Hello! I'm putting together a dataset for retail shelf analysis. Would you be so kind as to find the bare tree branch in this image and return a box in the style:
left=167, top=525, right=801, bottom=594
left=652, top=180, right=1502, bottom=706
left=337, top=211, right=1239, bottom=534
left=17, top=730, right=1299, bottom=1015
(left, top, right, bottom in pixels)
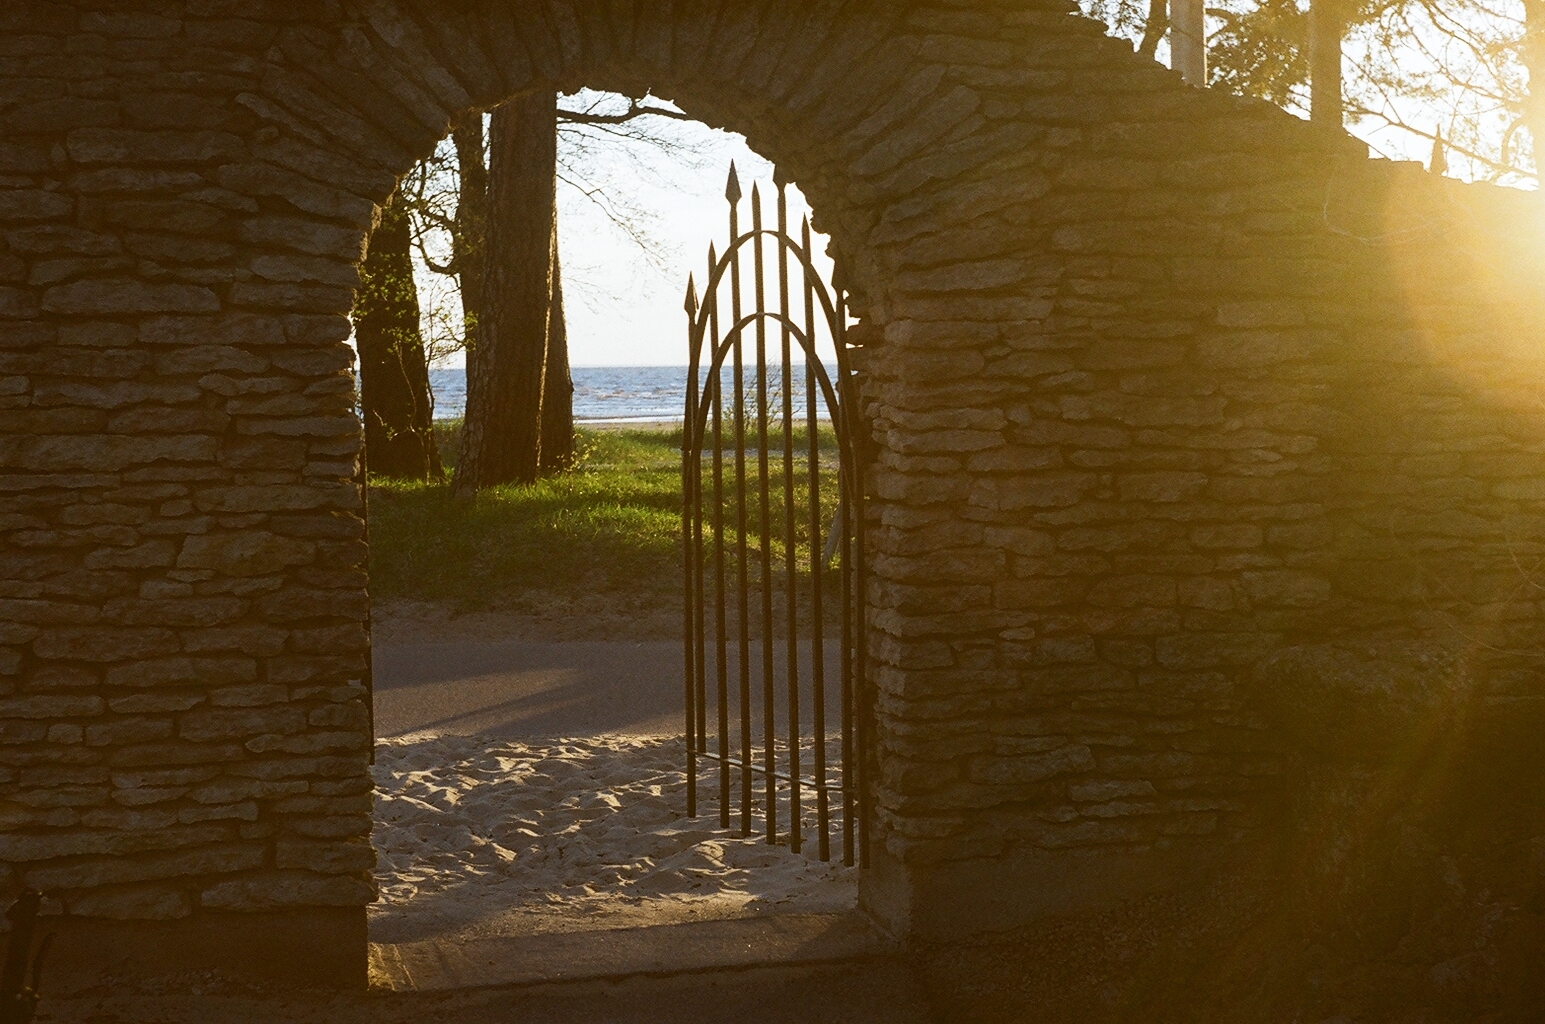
left=557, top=96, right=695, bottom=126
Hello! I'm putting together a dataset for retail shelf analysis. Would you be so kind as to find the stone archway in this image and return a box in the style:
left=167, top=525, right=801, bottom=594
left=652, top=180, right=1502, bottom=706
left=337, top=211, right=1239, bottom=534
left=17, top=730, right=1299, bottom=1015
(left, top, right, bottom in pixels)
left=3, top=1, right=1545, bottom=1016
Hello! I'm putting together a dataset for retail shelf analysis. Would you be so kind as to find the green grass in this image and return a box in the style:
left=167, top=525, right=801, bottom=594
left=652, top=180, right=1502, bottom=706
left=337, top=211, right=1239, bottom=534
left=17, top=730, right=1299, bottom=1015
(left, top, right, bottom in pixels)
left=369, top=426, right=685, bottom=611
left=368, top=422, right=845, bottom=616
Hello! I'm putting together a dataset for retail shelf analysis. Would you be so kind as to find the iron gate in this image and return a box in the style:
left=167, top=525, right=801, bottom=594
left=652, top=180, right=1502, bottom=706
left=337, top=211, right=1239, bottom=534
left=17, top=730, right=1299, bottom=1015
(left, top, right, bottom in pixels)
left=681, top=166, right=868, bottom=867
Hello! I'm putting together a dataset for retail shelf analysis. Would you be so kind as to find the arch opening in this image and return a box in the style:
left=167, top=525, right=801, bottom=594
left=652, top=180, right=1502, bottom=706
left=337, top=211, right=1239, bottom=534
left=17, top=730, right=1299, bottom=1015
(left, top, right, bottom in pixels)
left=362, top=98, right=872, bottom=952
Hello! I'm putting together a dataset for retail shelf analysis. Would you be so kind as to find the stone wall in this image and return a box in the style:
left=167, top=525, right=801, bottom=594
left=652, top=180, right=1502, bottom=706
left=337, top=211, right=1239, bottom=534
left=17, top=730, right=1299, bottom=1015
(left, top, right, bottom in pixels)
left=862, top=119, right=1545, bottom=910
left=867, top=152, right=1545, bottom=1018
left=0, top=0, right=1542, bottom=1012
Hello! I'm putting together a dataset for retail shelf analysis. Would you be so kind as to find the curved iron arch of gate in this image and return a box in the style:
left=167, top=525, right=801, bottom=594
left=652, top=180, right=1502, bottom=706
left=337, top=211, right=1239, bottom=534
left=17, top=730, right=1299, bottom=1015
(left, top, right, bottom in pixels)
left=680, top=165, right=868, bottom=869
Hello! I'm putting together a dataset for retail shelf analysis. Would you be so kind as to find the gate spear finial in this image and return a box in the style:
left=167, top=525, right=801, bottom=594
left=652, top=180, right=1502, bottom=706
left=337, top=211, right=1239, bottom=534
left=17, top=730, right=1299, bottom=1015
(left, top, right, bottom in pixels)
left=725, top=162, right=742, bottom=205
left=685, top=274, right=699, bottom=318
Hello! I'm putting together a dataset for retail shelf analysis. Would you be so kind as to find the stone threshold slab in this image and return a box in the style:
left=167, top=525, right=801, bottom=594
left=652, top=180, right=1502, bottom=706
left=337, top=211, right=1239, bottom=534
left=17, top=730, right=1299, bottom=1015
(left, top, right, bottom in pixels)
left=369, top=911, right=892, bottom=993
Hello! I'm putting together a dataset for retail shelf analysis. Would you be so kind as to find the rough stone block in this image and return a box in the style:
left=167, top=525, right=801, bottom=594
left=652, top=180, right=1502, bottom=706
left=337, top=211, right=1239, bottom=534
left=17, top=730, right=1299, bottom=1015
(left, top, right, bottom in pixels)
left=24, top=844, right=265, bottom=892
left=41, top=279, right=220, bottom=315
left=179, top=705, right=308, bottom=743
left=201, top=871, right=375, bottom=910
left=104, top=657, right=256, bottom=687
left=33, top=629, right=179, bottom=663
left=65, top=128, right=245, bottom=165
left=64, top=885, right=193, bottom=921
left=177, top=532, right=316, bottom=576
left=275, top=839, right=375, bottom=874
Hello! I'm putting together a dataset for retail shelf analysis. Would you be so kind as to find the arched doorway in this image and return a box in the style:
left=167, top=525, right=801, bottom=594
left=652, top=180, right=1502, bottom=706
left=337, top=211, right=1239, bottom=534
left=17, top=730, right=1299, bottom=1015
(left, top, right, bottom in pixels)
left=15, top=6, right=1540, bottom=1018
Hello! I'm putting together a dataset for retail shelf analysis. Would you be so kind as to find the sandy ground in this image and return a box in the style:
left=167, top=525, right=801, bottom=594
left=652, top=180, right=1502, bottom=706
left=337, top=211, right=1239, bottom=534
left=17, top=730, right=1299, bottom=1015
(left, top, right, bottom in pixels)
left=371, top=600, right=858, bottom=943
left=371, top=732, right=857, bottom=944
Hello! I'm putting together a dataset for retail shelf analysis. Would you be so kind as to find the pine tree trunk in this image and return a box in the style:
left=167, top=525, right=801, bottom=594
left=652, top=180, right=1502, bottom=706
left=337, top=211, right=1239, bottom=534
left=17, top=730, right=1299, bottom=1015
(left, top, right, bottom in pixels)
left=540, top=221, right=574, bottom=472
left=456, top=92, right=556, bottom=491
left=355, top=189, right=441, bottom=481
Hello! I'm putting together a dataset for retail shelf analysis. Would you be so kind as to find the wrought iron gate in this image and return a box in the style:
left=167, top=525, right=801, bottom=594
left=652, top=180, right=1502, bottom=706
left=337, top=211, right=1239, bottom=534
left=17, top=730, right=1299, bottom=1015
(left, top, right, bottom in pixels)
left=681, top=166, right=867, bottom=867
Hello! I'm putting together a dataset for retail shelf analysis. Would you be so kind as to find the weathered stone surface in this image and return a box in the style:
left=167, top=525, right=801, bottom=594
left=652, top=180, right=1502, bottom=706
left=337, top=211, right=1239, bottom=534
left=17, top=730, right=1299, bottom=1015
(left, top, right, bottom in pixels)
left=40, top=280, right=220, bottom=315
left=64, top=885, right=193, bottom=921
left=176, top=533, right=316, bottom=576
left=178, top=706, right=308, bottom=743
left=274, top=839, right=375, bottom=873
left=1252, top=642, right=1466, bottom=761
left=23, top=843, right=266, bottom=890
left=200, top=870, right=376, bottom=909
left=104, top=658, right=257, bottom=687
left=33, top=629, right=180, bottom=663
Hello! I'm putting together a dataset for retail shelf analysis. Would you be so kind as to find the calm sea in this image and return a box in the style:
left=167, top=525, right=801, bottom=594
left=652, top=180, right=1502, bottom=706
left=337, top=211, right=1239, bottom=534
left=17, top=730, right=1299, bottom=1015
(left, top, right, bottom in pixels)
left=430, top=366, right=834, bottom=423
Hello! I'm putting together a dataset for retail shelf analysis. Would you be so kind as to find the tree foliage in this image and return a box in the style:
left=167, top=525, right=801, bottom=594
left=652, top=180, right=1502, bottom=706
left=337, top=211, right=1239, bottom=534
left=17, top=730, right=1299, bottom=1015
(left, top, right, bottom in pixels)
left=1208, top=0, right=1312, bottom=105
left=1078, top=0, right=1535, bottom=183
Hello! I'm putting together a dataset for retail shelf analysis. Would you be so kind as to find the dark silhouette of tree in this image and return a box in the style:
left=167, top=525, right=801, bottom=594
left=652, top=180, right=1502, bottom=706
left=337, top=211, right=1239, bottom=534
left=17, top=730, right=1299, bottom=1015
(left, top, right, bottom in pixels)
left=354, top=189, right=442, bottom=481
left=1139, top=0, right=1170, bottom=57
left=455, top=91, right=559, bottom=492
left=540, top=237, right=575, bottom=472
left=450, top=112, right=488, bottom=407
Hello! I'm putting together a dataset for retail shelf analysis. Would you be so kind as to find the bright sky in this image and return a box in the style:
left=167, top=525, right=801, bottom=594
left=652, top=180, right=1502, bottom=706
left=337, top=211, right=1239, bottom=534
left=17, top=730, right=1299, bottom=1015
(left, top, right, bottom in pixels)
left=420, top=91, right=834, bottom=369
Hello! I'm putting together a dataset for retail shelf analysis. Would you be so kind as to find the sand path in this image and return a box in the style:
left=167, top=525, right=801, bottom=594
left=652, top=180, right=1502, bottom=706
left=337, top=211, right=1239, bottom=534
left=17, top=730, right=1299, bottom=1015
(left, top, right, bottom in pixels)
left=369, top=603, right=859, bottom=948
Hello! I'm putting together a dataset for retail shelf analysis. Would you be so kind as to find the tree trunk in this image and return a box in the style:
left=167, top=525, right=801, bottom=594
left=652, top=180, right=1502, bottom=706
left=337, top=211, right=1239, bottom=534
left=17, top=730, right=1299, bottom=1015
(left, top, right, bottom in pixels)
left=1138, top=0, right=1168, bottom=59
left=1170, top=0, right=1206, bottom=87
left=455, top=92, right=557, bottom=492
left=1308, top=0, right=1345, bottom=128
left=355, top=189, right=441, bottom=481
left=1524, top=1, right=1545, bottom=153
left=540, top=221, right=574, bottom=472
left=451, top=112, right=487, bottom=411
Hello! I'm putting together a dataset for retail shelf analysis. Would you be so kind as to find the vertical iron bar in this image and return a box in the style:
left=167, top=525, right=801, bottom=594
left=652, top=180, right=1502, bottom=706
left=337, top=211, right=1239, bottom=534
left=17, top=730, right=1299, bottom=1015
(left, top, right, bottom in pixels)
left=694, top=363, right=708, bottom=756
left=846, top=472, right=859, bottom=864
left=357, top=436, right=375, bottom=766
left=710, top=244, right=730, bottom=830
left=840, top=472, right=855, bottom=868
left=729, top=167, right=752, bottom=837
left=837, top=276, right=856, bottom=866
left=753, top=184, right=776, bottom=846
left=804, top=218, right=830, bottom=863
left=682, top=276, right=699, bottom=819
left=840, top=288, right=870, bottom=869
left=777, top=179, right=801, bottom=855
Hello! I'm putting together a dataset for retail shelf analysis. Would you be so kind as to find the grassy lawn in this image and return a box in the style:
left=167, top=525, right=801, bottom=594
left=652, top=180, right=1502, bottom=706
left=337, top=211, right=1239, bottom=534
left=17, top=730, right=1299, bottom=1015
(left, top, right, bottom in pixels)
left=367, top=422, right=847, bottom=624
left=368, top=425, right=685, bottom=612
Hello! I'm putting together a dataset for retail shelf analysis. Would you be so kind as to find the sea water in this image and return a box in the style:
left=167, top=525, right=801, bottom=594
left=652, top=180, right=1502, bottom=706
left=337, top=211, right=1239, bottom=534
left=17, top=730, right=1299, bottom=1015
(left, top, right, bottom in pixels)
left=430, top=366, right=835, bottom=424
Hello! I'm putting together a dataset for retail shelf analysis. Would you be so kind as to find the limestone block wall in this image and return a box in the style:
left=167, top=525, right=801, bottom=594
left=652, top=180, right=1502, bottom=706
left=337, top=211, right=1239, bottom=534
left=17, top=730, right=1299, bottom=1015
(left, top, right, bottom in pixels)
left=862, top=139, right=1545, bottom=937
left=0, top=0, right=1540, bottom=1004
left=0, top=4, right=381, bottom=939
